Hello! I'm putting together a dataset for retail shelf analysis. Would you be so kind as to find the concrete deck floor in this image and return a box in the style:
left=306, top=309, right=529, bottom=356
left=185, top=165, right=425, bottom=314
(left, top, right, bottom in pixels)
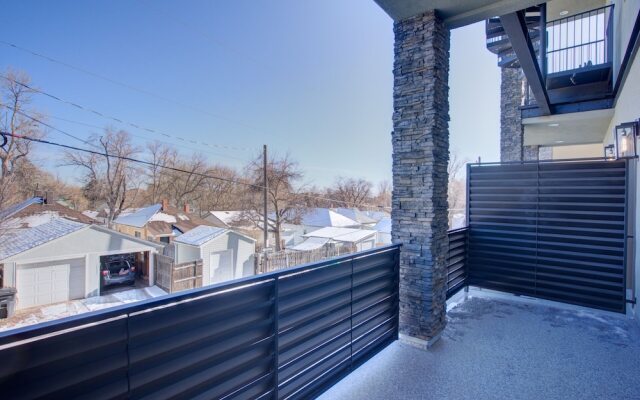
left=319, top=292, right=640, bottom=400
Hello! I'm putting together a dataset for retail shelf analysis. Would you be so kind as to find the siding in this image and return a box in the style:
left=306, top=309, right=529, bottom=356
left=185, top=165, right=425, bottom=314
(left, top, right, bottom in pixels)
left=199, top=232, right=256, bottom=285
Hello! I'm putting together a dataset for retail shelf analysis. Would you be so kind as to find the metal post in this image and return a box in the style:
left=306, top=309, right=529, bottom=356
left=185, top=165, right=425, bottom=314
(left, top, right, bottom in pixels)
left=263, top=144, right=269, bottom=250
left=272, top=277, right=280, bottom=398
left=540, top=3, right=547, bottom=78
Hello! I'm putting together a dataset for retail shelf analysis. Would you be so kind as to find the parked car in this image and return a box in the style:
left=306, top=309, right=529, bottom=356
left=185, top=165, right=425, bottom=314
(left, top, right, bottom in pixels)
left=101, top=259, right=136, bottom=287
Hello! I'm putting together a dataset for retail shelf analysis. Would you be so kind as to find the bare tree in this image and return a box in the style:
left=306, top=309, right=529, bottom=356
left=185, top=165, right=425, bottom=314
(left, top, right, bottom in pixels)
left=165, top=153, right=209, bottom=208
left=327, top=177, right=373, bottom=208
left=448, top=152, right=469, bottom=228
left=195, top=165, right=244, bottom=216
left=64, top=129, right=139, bottom=227
left=0, top=69, right=46, bottom=209
left=247, top=153, right=304, bottom=251
left=374, top=180, right=392, bottom=208
left=144, top=141, right=176, bottom=204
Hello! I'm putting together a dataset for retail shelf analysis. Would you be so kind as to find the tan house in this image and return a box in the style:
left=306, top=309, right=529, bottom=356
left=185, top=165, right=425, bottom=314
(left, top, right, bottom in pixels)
left=113, top=200, right=217, bottom=243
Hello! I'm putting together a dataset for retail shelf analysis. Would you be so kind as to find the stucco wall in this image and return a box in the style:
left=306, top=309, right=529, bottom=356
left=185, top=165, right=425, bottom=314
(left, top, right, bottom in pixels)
left=602, top=48, right=640, bottom=321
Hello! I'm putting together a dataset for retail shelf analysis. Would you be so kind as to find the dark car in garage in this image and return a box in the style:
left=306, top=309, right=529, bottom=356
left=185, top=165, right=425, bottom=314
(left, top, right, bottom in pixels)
left=101, top=258, right=136, bottom=287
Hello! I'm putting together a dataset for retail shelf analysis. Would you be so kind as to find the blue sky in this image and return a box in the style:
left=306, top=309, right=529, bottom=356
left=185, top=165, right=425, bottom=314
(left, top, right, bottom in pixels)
left=0, top=0, right=499, bottom=188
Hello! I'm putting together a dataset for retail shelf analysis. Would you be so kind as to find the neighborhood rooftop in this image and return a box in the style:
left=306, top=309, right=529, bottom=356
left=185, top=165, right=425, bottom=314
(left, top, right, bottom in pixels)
left=300, top=208, right=360, bottom=228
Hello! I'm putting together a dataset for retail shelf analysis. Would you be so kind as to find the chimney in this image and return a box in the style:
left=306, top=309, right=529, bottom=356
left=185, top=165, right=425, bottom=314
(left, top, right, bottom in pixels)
left=161, top=199, right=169, bottom=210
left=183, top=203, right=190, bottom=213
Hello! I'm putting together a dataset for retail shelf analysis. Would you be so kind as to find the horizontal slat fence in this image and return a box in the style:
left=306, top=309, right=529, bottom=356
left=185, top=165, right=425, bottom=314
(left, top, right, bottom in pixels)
left=467, top=160, right=627, bottom=312
left=446, top=227, right=468, bottom=299
left=0, top=245, right=400, bottom=400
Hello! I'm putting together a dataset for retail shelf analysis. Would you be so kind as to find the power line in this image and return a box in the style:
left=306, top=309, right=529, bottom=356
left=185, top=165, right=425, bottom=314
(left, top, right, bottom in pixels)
left=0, top=104, right=99, bottom=149
left=0, top=40, right=269, bottom=136
left=0, top=74, right=252, bottom=153
left=46, top=114, right=249, bottom=163
left=0, top=131, right=390, bottom=210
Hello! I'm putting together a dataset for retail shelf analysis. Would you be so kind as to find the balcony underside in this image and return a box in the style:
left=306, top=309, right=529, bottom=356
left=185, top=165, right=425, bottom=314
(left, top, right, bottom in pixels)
left=320, top=290, right=640, bottom=400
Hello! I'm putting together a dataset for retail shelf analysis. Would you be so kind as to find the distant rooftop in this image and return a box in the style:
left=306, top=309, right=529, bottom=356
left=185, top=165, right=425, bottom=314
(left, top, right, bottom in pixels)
left=334, top=208, right=378, bottom=225
left=0, top=197, right=94, bottom=229
left=304, top=227, right=376, bottom=243
left=300, top=208, right=360, bottom=228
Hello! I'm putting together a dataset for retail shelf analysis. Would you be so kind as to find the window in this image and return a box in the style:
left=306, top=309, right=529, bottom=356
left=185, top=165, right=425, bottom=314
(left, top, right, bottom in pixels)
left=134, top=231, right=141, bottom=238
left=160, top=236, right=170, bottom=244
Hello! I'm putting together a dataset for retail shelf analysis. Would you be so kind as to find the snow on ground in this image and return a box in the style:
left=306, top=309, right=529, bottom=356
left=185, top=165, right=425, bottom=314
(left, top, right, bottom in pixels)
left=0, top=286, right=168, bottom=332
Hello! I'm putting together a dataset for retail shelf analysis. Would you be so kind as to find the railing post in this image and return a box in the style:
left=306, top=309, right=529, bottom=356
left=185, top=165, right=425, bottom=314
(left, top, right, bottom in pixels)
left=540, top=3, right=547, bottom=78
left=272, top=277, right=280, bottom=399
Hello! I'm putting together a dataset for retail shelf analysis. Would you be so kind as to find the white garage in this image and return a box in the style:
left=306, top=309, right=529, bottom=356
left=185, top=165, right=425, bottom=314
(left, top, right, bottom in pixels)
left=0, top=219, right=163, bottom=310
left=174, top=226, right=256, bottom=286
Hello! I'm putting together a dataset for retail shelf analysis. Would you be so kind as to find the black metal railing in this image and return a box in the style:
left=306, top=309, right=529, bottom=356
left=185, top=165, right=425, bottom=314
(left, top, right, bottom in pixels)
left=446, top=227, right=468, bottom=299
left=546, top=5, right=614, bottom=74
left=0, top=245, right=400, bottom=400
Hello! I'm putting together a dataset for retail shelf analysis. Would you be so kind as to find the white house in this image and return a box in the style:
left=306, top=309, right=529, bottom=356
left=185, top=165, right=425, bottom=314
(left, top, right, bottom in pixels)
left=293, top=227, right=377, bottom=252
left=373, top=217, right=392, bottom=245
left=173, top=226, right=256, bottom=285
left=333, top=208, right=378, bottom=227
left=282, top=208, right=361, bottom=247
left=0, top=219, right=163, bottom=310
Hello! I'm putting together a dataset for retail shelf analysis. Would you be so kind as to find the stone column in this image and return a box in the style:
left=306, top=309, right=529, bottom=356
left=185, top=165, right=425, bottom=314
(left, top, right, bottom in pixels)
left=500, top=67, right=539, bottom=161
left=392, top=10, right=450, bottom=347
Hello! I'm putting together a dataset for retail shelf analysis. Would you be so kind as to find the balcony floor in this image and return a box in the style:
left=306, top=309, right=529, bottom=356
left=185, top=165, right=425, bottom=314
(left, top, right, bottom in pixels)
left=319, top=290, right=640, bottom=400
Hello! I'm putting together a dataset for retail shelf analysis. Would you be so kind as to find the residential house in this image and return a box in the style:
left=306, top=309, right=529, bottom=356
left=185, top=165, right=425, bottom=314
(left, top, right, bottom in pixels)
left=292, top=226, right=377, bottom=252
left=282, top=207, right=362, bottom=247
left=113, top=200, right=215, bottom=243
left=373, top=217, right=392, bottom=245
left=206, top=210, right=277, bottom=247
left=0, top=196, right=95, bottom=228
left=173, top=226, right=256, bottom=285
left=333, top=207, right=378, bottom=227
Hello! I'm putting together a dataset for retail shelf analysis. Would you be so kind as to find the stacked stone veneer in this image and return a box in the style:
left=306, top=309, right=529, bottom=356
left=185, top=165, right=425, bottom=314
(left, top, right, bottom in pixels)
left=501, top=67, right=540, bottom=161
left=392, top=10, right=450, bottom=343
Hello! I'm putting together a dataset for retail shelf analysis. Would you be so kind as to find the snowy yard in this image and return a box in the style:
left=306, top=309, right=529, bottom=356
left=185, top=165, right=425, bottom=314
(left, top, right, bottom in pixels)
left=0, top=286, right=167, bottom=332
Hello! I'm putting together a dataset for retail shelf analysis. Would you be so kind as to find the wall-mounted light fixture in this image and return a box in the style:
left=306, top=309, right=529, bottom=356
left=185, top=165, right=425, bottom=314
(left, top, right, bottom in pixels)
left=614, top=121, right=638, bottom=158
left=604, top=144, right=615, bottom=159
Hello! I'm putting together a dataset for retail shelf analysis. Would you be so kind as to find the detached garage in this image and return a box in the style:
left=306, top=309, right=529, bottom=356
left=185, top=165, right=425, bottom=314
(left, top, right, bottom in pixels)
left=0, top=219, right=163, bottom=310
left=173, top=226, right=256, bottom=286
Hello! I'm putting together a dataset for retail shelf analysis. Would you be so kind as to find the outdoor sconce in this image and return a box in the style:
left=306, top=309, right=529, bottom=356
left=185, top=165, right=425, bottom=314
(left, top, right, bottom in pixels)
left=614, top=121, right=638, bottom=158
left=604, top=144, right=615, bottom=159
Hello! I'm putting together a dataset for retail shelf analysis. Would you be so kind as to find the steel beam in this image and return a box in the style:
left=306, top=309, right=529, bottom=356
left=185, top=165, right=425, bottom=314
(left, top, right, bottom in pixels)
left=501, top=11, right=551, bottom=115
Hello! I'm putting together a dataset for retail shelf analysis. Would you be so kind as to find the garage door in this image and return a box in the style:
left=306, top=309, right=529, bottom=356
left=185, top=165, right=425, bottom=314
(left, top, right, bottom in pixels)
left=210, top=249, right=234, bottom=283
left=17, top=264, right=70, bottom=309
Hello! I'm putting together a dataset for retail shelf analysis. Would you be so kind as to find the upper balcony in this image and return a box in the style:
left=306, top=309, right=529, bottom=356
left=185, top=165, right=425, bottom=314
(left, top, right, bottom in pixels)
left=486, top=3, right=617, bottom=116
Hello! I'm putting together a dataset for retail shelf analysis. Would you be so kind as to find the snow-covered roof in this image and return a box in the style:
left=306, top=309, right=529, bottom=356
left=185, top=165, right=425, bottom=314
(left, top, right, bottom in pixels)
left=174, top=226, right=228, bottom=246
left=210, top=210, right=272, bottom=228
left=303, top=227, right=377, bottom=243
left=373, top=217, right=391, bottom=234
left=363, top=210, right=390, bottom=222
left=0, top=219, right=87, bottom=260
left=334, top=208, right=377, bottom=225
left=300, top=208, right=359, bottom=228
left=0, top=197, right=42, bottom=221
left=114, top=204, right=162, bottom=228
left=290, top=236, right=330, bottom=251
left=82, top=210, right=99, bottom=220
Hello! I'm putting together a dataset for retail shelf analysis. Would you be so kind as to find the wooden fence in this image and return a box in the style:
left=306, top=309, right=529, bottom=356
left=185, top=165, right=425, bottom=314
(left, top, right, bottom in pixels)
left=256, top=244, right=356, bottom=274
left=155, top=254, right=203, bottom=293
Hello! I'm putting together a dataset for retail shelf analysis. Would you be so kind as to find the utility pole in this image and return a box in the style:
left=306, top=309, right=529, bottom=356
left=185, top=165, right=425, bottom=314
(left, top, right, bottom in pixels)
left=263, top=144, right=269, bottom=250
